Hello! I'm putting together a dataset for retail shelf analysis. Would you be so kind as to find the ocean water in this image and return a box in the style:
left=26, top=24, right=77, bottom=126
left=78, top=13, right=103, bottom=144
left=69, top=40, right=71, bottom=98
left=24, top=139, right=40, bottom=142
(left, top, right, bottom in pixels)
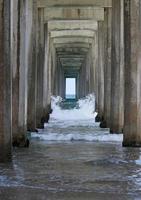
left=32, top=94, right=123, bottom=142
left=0, top=94, right=141, bottom=200
left=66, top=94, right=76, bottom=99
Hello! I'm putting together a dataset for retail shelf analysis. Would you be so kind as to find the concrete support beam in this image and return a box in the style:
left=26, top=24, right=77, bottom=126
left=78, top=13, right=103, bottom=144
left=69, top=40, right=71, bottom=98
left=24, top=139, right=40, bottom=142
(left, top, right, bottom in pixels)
left=36, top=8, right=44, bottom=128
left=92, top=34, right=98, bottom=109
left=48, top=20, right=98, bottom=31
left=37, top=0, right=112, bottom=8
left=79, top=59, right=87, bottom=97
left=110, top=0, right=124, bottom=133
left=11, top=0, right=31, bottom=145
left=104, top=8, right=112, bottom=127
left=50, top=42, right=57, bottom=95
left=97, top=21, right=105, bottom=118
left=27, top=0, right=38, bottom=131
left=18, top=0, right=28, bottom=137
left=0, top=0, right=12, bottom=161
left=43, top=25, right=52, bottom=119
left=123, top=0, right=141, bottom=146
left=89, top=47, right=95, bottom=94
left=50, top=30, right=95, bottom=38
left=11, top=0, right=20, bottom=139
left=44, top=7, right=104, bottom=21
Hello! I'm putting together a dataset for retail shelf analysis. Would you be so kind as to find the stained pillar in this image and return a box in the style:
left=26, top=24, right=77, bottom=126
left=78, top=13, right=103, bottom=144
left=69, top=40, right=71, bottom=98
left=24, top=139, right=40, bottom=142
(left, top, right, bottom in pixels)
left=27, top=0, right=37, bottom=131
left=11, top=0, right=19, bottom=139
left=123, top=0, right=141, bottom=146
left=97, top=21, right=105, bottom=118
left=104, top=8, right=112, bottom=127
left=36, top=8, right=44, bottom=128
left=18, top=0, right=31, bottom=137
left=110, top=0, right=124, bottom=133
left=43, top=24, right=52, bottom=118
left=0, top=0, right=12, bottom=161
left=11, top=0, right=33, bottom=146
left=93, top=33, right=99, bottom=112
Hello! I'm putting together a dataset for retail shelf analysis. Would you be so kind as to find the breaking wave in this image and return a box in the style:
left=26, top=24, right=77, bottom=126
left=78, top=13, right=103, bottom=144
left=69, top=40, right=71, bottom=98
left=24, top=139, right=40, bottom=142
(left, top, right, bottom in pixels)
left=50, top=94, right=97, bottom=121
left=31, top=94, right=123, bottom=143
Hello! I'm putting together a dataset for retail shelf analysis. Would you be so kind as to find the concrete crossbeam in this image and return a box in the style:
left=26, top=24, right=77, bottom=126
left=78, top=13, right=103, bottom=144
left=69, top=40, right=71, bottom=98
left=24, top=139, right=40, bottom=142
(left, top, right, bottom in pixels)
left=48, top=20, right=98, bottom=31
left=37, top=0, right=112, bottom=8
left=53, top=37, right=93, bottom=44
left=50, top=30, right=95, bottom=38
left=44, top=7, right=104, bottom=21
left=55, top=43, right=90, bottom=48
left=57, top=53, right=87, bottom=57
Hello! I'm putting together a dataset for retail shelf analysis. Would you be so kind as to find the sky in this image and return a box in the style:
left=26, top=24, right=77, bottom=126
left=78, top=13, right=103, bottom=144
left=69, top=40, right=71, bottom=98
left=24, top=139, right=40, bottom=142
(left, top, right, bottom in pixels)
left=65, top=78, right=76, bottom=95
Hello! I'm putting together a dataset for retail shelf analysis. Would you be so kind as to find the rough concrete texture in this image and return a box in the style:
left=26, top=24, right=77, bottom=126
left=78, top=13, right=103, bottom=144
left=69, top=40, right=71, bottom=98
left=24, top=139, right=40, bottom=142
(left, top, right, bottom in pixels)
left=37, top=0, right=112, bottom=7
left=110, top=0, right=124, bottom=134
left=123, top=0, right=141, bottom=147
left=48, top=20, right=98, bottom=31
left=2, top=0, right=141, bottom=162
left=0, top=0, right=12, bottom=161
left=44, top=7, right=104, bottom=21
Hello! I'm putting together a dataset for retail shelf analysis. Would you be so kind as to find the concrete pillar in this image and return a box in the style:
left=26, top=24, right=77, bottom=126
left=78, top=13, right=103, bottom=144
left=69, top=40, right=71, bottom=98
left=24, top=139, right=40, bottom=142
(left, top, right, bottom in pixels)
left=104, top=8, right=112, bottom=127
left=11, top=0, right=30, bottom=146
left=62, top=71, right=65, bottom=99
left=0, top=0, right=12, bottom=161
left=89, top=46, right=95, bottom=94
left=18, top=0, right=28, bottom=136
left=11, top=0, right=19, bottom=138
left=27, top=0, right=37, bottom=131
left=76, top=73, right=80, bottom=99
left=54, top=57, right=60, bottom=96
left=36, top=8, right=44, bottom=128
left=79, top=60, right=87, bottom=97
left=50, top=43, right=56, bottom=96
left=123, top=0, right=141, bottom=146
left=97, top=21, right=105, bottom=118
left=93, top=33, right=99, bottom=111
left=58, top=60, right=62, bottom=97
left=43, top=24, right=52, bottom=118
left=85, top=47, right=92, bottom=95
left=110, top=0, right=124, bottom=133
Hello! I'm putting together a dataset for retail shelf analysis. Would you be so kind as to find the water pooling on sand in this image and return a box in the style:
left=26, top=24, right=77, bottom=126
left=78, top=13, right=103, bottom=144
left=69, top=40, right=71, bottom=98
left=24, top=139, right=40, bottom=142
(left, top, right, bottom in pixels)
left=0, top=94, right=141, bottom=200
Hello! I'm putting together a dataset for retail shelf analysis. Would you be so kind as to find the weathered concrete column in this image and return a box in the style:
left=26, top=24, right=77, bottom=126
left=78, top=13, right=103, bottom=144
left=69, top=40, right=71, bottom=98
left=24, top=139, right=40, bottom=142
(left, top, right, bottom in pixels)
left=50, top=43, right=56, bottom=96
left=53, top=56, right=60, bottom=96
left=11, top=0, right=30, bottom=146
left=36, top=8, right=44, bottom=128
left=85, top=47, right=93, bottom=95
left=110, top=0, right=124, bottom=133
left=104, top=8, right=112, bottom=127
left=79, top=59, right=87, bottom=97
left=89, top=46, right=95, bottom=94
left=43, top=25, right=52, bottom=119
left=93, top=33, right=99, bottom=111
left=76, top=74, right=80, bottom=99
left=58, top=60, right=63, bottom=97
left=11, top=0, right=19, bottom=139
left=0, top=0, right=12, bottom=161
left=97, top=21, right=105, bottom=118
left=123, top=0, right=141, bottom=146
left=27, top=0, right=37, bottom=131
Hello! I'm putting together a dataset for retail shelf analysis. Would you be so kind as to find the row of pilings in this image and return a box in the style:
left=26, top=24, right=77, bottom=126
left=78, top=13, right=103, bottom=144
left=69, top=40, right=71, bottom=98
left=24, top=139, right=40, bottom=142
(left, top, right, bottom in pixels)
left=0, top=0, right=141, bottom=162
